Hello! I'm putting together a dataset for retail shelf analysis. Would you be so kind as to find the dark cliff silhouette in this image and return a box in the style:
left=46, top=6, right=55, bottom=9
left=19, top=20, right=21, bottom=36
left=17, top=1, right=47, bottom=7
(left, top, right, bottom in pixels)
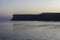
left=11, top=14, right=39, bottom=21
left=11, top=12, right=60, bottom=21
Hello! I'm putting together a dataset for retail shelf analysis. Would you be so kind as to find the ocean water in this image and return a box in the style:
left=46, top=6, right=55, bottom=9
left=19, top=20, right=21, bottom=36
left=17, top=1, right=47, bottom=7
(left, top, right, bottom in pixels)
left=0, top=21, right=60, bottom=40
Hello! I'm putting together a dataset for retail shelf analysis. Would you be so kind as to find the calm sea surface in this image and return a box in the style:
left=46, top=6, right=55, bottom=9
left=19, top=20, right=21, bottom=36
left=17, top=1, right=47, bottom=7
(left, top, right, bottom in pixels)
left=0, top=21, right=60, bottom=40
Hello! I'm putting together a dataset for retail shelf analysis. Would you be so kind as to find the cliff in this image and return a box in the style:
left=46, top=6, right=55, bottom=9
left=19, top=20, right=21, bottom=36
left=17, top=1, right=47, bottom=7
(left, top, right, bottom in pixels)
left=11, top=14, right=39, bottom=21
left=11, top=13, right=60, bottom=21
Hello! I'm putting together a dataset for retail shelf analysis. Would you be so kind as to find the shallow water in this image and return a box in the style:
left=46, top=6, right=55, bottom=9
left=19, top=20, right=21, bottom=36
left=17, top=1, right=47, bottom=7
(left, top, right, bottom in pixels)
left=0, top=21, right=60, bottom=40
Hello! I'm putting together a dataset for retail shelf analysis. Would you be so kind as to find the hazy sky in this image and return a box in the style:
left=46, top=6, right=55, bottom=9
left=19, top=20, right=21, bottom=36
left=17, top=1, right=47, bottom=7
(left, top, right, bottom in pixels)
left=1, top=0, right=60, bottom=16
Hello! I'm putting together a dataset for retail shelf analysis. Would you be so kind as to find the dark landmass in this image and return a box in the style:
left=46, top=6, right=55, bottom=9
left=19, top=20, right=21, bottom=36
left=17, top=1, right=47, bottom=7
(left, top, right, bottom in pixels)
left=11, top=12, right=60, bottom=21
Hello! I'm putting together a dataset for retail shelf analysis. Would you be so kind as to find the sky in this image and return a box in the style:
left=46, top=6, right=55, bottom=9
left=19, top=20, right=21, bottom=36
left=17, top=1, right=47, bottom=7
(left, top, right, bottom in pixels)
left=1, top=0, right=60, bottom=16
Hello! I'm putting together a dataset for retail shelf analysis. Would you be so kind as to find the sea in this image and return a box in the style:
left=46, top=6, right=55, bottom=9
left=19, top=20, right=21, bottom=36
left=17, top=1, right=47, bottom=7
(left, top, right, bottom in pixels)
left=0, top=21, right=60, bottom=40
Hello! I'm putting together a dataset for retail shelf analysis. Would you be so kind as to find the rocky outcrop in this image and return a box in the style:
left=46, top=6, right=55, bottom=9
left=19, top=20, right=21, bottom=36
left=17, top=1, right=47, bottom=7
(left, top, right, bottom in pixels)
left=11, top=13, right=60, bottom=21
left=11, top=14, right=40, bottom=21
left=39, top=13, right=60, bottom=21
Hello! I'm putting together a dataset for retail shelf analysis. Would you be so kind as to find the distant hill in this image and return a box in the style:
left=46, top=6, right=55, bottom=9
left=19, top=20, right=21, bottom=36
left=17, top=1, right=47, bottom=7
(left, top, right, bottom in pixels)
left=11, top=12, right=60, bottom=21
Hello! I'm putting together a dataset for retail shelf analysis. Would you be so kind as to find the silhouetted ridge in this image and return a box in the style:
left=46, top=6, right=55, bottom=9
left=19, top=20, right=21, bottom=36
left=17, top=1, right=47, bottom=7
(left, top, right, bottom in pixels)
left=11, top=13, right=60, bottom=21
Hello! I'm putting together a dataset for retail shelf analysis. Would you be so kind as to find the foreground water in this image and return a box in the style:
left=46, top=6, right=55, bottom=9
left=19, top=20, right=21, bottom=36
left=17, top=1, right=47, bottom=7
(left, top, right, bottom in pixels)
left=0, top=21, right=60, bottom=40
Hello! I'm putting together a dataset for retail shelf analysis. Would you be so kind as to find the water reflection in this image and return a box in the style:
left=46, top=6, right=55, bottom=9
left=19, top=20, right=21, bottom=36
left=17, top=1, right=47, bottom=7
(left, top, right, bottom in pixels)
left=13, top=22, right=60, bottom=31
left=13, top=23, right=40, bottom=30
left=1, top=21, right=60, bottom=40
left=0, top=22, right=14, bottom=40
